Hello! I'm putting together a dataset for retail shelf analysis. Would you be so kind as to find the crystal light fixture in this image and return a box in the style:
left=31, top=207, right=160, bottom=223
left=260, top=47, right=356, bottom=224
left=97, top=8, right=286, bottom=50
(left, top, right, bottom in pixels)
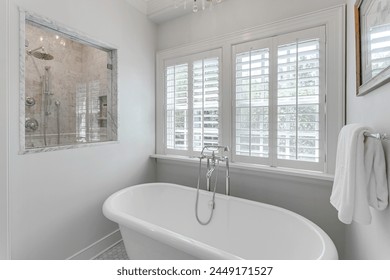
left=174, top=0, right=223, bottom=13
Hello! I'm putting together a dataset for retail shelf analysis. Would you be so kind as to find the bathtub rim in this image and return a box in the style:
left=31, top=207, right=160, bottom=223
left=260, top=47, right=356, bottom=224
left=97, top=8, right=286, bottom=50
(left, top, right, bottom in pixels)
left=103, top=183, right=241, bottom=259
left=103, top=182, right=338, bottom=260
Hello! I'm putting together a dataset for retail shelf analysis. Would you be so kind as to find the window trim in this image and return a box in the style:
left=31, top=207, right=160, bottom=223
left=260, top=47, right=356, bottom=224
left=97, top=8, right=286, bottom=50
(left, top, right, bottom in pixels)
left=156, top=5, right=345, bottom=175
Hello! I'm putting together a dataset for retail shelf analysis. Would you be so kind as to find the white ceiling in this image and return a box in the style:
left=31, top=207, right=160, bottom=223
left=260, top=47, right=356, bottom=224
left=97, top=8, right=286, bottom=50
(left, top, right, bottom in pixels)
left=126, top=0, right=227, bottom=24
left=125, top=0, right=192, bottom=23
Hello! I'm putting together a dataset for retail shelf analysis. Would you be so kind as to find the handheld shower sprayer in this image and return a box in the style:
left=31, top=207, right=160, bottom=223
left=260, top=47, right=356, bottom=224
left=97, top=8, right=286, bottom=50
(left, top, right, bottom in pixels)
left=195, top=145, right=231, bottom=225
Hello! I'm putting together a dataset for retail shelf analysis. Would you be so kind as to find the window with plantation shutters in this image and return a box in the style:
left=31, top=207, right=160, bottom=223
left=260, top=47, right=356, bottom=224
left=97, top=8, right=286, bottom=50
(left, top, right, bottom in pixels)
left=277, top=39, right=321, bottom=163
left=233, top=27, right=325, bottom=171
left=164, top=49, right=221, bottom=156
left=193, top=57, right=220, bottom=151
left=157, top=9, right=344, bottom=175
left=235, top=48, right=270, bottom=159
left=166, top=63, right=189, bottom=151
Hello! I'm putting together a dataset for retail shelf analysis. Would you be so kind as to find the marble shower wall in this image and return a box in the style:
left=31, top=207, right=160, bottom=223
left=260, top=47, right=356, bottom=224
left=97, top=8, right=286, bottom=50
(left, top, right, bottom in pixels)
left=24, top=22, right=112, bottom=148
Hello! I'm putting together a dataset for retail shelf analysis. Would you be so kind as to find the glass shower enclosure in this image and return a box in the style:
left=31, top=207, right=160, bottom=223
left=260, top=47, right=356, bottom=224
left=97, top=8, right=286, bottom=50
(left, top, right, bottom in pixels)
left=21, top=11, right=118, bottom=153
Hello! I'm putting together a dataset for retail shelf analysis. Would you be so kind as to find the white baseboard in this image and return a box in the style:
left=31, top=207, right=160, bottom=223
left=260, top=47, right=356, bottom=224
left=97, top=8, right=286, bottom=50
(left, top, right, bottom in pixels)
left=67, top=229, right=122, bottom=260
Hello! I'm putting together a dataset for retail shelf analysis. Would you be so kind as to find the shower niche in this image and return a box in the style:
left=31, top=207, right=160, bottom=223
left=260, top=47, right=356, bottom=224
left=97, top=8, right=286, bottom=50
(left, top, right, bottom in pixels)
left=20, top=10, right=118, bottom=153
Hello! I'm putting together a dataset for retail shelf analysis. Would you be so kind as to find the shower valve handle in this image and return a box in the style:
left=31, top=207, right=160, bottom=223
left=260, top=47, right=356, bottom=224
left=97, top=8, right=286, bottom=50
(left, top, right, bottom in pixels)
left=25, top=118, right=39, bottom=131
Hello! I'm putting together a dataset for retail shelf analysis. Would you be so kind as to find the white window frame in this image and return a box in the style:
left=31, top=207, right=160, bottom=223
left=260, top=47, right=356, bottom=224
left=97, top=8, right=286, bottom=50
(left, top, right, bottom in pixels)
left=156, top=6, right=345, bottom=175
left=163, top=48, right=222, bottom=157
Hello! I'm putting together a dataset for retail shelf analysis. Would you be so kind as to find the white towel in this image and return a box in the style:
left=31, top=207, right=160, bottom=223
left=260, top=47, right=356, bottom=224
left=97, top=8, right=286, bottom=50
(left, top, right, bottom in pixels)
left=365, top=137, right=389, bottom=211
left=330, top=124, right=389, bottom=224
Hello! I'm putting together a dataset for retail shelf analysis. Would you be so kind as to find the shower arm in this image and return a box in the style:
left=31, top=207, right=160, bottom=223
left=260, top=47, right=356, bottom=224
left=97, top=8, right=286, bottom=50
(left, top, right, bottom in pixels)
left=27, top=46, right=44, bottom=55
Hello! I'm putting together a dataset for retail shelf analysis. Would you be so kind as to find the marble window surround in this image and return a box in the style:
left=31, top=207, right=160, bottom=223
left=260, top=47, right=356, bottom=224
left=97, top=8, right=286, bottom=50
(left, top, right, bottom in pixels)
left=19, top=9, right=119, bottom=154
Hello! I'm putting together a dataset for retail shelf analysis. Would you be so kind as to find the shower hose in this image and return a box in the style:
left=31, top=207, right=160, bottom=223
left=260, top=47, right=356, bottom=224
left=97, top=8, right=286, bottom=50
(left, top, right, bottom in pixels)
left=195, top=156, right=219, bottom=225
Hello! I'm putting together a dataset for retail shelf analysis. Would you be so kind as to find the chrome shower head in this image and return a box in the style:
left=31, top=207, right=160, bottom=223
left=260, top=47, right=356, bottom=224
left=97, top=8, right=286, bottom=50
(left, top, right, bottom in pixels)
left=32, top=52, right=54, bottom=60
left=27, top=46, right=54, bottom=60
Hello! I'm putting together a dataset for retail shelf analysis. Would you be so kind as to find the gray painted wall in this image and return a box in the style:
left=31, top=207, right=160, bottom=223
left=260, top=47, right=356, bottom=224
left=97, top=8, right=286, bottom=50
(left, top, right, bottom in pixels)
left=345, top=0, right=390, bottom=259
left=0, top=0, right=10, bottom=260
left=2, top=0, right=156, bottom=259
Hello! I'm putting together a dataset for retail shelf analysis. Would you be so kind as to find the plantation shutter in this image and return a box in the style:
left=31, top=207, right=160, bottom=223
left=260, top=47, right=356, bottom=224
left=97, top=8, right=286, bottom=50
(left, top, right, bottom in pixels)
left=193, top=57, right=220, bottom=151
left=235, top=48, right=270, bottom=158
left=165, top=49, right=221, bottom=156
left=277, top=39, right=321, bottom=163
left=166, top=63, right=189, bottom=151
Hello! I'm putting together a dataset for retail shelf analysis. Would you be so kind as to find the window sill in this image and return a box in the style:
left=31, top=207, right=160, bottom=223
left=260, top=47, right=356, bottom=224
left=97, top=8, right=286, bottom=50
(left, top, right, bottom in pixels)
left=150, top=154, right=334, bottom=182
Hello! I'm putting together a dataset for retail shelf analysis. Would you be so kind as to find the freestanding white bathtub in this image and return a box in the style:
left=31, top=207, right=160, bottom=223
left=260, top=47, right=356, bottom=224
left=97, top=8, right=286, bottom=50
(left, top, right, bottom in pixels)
left=103, top=183, right=338, bottom=260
